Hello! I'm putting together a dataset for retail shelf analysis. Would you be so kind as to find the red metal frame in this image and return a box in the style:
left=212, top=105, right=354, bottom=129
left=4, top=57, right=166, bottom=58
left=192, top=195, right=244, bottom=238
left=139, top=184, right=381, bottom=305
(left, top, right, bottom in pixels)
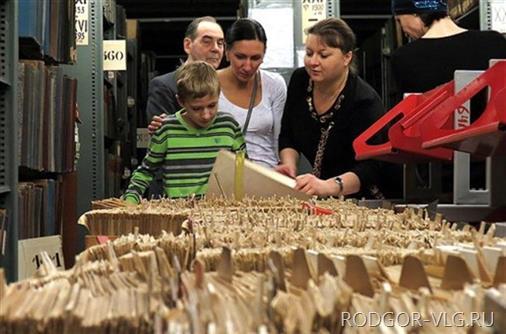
left=421, top=61, right=506, bottom=157
left=353, top=82, right=454, bottom=163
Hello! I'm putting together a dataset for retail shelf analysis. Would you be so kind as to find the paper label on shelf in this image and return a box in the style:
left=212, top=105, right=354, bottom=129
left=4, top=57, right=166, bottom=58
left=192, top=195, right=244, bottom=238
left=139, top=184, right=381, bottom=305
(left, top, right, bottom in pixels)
left=75, top=0, right=89, bottom=46
left=18, top=235, right=65, bottom=280
left=491, top=1, right=506, bottom=33
left=103, top=40, right=127, bottom=71
left=137, top=128, right=151, bottom=148
left=301, top=0, right=326, bottom=42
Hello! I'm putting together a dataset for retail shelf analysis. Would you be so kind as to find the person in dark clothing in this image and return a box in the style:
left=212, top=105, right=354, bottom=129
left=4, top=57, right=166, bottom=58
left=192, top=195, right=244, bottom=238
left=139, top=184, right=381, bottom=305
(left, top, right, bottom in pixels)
left=391, top=0, right=506, bottom=194
left=276, top=18, right=385, bottom=199
left=146, top=16, right=225, bottom=126
left=391, top=0, right=506, bottom=94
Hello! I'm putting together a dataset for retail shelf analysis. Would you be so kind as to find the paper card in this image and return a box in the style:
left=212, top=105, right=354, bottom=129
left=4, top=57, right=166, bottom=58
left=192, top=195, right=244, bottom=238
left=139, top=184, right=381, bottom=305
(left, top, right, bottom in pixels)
left=482, top=246, right=503, bottom=275
left=301, top=0, right=326, bottom=41
left=207, top=150, right=310, bottom=200
left=491, top=1, right=506, bottom=33
left=75, top=0, right=89, bottom=46
left=18, top=235, right=65, bottom=280
left=103, top=40, right=126, bottom=71
left=96, top=235, right=110, bottom=244
left=136, top=128, right=151, bottom=148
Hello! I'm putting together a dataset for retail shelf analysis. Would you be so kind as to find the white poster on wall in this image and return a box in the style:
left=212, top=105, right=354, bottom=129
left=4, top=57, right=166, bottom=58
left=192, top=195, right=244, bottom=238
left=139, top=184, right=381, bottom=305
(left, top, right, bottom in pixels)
left=301, top=0, right=326, bottom=42
left=103, top=40, right=127, bottom=71
left=491, top=0, right=506, bottom=33
left=250, top=8, right=294, bottom=68
left=75, top=0, right=89, bottom=46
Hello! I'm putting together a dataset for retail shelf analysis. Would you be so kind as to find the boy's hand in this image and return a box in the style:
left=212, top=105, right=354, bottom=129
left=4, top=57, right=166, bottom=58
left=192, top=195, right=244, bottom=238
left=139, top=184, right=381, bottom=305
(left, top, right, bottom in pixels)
left=124, top=200, right=138, bottom=207
left=122, top=196, right=140, bottom=206
left=148, top=113, right=167, bottom=135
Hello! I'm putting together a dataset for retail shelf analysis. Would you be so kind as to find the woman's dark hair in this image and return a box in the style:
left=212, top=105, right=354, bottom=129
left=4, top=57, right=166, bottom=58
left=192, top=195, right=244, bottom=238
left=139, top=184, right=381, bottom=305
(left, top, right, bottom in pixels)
left=225, top=18, right=267, bottom=51
left=418, top=11, right=448, bottom=27
left=307, top=18, right=356, bottom=54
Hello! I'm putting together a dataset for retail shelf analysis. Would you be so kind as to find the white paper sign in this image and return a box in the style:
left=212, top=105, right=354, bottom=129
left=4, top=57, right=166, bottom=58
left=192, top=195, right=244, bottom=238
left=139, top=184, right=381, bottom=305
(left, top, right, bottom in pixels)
left=250, top=8, right=294, bottom=68
left=137, top=128, right=151, bottom=148
left=301, top=0, right=327, bottom=42
left=18, top=235, right=65, bottom=280
left=491, top=0, right=506, bottom=33
left=75, top=0, right=89, bottom=45
left=103, top=40, right=127, bottom=71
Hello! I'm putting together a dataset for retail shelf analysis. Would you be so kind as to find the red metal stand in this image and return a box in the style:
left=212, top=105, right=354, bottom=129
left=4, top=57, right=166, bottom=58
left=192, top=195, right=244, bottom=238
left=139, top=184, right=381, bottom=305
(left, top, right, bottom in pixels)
left=421, top=61, right=506, bottom=156
left=353, top=82, right=454, bottom=163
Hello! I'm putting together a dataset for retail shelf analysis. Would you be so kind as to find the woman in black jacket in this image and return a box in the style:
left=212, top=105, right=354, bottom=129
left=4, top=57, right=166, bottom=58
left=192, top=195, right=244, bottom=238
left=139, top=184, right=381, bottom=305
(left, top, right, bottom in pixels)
left=276, top=18, right=386, bottom=199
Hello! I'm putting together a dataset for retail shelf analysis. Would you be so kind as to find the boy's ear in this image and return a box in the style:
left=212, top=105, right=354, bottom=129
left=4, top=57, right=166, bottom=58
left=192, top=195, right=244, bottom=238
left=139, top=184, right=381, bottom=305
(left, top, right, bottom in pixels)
left=176, top=94, right=184, bottom=107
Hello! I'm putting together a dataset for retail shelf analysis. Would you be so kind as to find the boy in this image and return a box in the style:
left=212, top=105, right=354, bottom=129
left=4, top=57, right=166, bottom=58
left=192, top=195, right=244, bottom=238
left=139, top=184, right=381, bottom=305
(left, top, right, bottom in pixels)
left=123, top=61, right=246, bottom=204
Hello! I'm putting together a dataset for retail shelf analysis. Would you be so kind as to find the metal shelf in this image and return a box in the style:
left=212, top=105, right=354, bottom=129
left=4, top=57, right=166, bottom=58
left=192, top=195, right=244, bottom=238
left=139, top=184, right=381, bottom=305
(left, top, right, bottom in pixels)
left=62, top=0, right=105, bottom=216
left=0, top=185, right=10, bottom=194
left=0, top=76, right=9, bottom=86
left=0, top=0, right=19, bottom=282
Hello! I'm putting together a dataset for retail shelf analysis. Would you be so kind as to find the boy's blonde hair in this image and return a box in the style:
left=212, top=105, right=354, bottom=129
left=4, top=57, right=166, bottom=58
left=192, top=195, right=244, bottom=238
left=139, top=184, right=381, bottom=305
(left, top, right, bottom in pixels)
left=175, top=61, right=220, bottom=102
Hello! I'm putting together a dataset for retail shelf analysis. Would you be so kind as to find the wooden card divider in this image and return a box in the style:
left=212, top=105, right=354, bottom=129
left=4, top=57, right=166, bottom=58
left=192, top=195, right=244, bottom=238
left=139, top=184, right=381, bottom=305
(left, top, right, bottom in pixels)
left=441, top=255, right=475, bottom=290
left=290, top=248, right=313, bottom=290
left=268, top=251, right=287, bottom=292
left=399, top=255, right=432, bottom=292
left=0, top=269, right=6, bottom=300
left=493, top=256, right=506, bottom=286
left=216, top=247, right=233, bottom=283
left=344, top=255, right=375, bottom=297
left=305, top=250, right=318, bottom=280
left=317, top=253, right=338, bottom=278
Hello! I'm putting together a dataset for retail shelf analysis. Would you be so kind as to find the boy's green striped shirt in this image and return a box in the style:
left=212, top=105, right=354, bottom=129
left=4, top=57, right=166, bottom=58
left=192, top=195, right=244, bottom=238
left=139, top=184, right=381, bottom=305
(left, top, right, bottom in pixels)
left=124, top=110, right=246, bottom=204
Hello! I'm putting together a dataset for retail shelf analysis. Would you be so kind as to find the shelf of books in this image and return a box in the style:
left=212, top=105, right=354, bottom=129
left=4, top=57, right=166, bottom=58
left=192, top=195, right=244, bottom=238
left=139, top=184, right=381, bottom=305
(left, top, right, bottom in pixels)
left=0, top=0, right=78, bottom=282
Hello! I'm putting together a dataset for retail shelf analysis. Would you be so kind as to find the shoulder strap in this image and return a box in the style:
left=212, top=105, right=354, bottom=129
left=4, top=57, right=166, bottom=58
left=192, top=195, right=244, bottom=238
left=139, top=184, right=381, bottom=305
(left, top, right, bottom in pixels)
left=242, top=72, right=259, bottom=135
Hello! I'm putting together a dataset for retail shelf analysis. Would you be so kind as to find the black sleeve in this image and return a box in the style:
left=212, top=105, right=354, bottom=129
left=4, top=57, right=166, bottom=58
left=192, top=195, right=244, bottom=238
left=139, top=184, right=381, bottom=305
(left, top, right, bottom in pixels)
left=348, top=89, right=385, bottom=191
left=145, top=76, right=179, bottom=123
left=278, top=69, right=301, bottom=152
left=391, top=49, right=407, bottom=93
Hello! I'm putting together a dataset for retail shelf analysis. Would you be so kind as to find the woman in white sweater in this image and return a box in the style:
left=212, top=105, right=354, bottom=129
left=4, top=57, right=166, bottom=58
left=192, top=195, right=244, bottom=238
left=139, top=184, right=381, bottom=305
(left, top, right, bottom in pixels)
left=218, top=18, right=287, bottom=168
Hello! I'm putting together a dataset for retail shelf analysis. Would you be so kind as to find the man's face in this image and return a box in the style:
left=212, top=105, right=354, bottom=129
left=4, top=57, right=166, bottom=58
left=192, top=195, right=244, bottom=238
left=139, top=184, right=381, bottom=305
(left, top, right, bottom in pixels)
left=184, top=21, right=224, bottom=69
left=179, top=94, right=219, bottom=129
